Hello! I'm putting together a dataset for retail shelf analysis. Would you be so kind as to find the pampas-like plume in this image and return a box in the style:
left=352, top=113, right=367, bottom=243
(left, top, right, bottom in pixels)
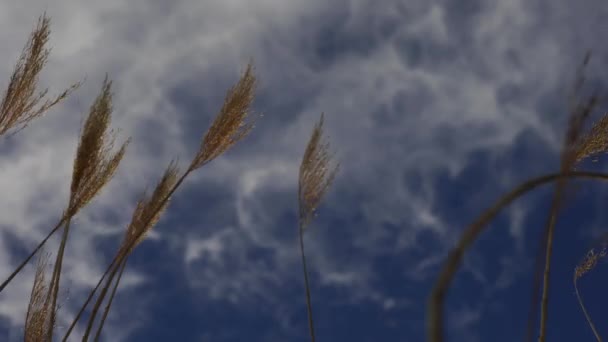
left=68, top=75, right=131, bottom=216
left=299, top=113, right=339, bottom=229
left=121, top=160, right=180, bottom=252
left=297, top=113, right=339, bottom=342
left=91, top=160, right=179, bottom=340
left=24, top=252, right=54, bottom=342
left=189, top=62, right=258, bottom=170
left=0, top=13, right=80, bottom=137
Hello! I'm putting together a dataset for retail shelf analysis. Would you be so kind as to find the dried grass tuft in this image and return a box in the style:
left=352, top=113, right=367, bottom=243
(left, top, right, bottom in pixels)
left=0, top=13, right=80, bottom=137
left=298, top=113, right=339, bottom=230
left=68, top=75, right=130, bottom=216
left=189, top=62, right=258, bottom=170
left=122, top=159, right=179, bottom=253
left=24, top=252, right=54, bottom=342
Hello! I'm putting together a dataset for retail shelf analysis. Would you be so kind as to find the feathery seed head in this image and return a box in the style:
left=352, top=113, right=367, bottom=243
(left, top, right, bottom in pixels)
left=24, top=252, right=54, bottom=342
left=122, top=160, right=179, bottom=254
left=0, top=13, right=80, bottom=137
left=575, top=247, right=607, bottom=280
left=298, top=113, right=339, bottom=230
left=573, top=112, right=608, bottom=164
left=190, top=62, right=258, bottom=170
left=68, top=75, right=130, bottom=216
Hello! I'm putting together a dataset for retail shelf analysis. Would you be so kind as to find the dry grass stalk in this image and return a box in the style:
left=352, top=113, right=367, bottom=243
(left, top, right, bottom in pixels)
left=189, top=62, right=258, bottom=170
left=427, top=171, right=608, bottom=342
left=24, top=252, right=54, bottom=342
left=82, top=161, right=179, bottom=341
left=0, top=13, right=80, bottom=137
left=297, top=113, right=339, bottom=342
left=0, top=216, right=68, bottom=294
left=121, top=160, right=179, bottom=253
left=42, top=76, right=130, bottom=340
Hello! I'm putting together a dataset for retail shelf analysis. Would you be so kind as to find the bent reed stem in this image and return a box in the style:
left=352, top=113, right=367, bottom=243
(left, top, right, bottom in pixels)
left=428, top=171, right=608, bottom=342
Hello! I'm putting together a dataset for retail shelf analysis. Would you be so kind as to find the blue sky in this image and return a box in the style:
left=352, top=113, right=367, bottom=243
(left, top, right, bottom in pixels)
left=0, top=0, right=608, bottom=341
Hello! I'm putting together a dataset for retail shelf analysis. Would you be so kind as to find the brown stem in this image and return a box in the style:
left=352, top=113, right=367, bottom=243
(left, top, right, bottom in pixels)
left=45, top=218, right=72, bottom=341
left=538, top=184, right=565, bottom=342
left=62, top=247, right=120, bottom=341
left=299, top=225, right=316, bottom=342
left=0, top=215, right=66, bottom=293
left=427, top=171, right=608, bottom=342
left=94, top=255, right=128, bottom=341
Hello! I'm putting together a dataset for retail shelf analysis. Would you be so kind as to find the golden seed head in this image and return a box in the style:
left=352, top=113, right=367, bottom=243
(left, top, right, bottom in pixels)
left=68, top=75, right=130, bottom=216
left=24, top=251, right=55, bottom=342
left=575, top=247, right=607, bottom=280
left=123, top=160, right=179, bottom=253
left=190, top=62, right=258, bottom=170
left=0, top=13, right=80, bottom=137
left=298, top=113, right=339, bottom=230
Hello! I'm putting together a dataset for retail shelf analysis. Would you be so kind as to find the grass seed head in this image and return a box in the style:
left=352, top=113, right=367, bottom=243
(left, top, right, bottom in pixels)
left=190, top=62, right=258, bottom=170
left=575, top=247, right=607, bottom=280
left=122, top=160, right=179, bottom=254
left=68, top=75, right=130, bottom=216
left=298, top=113, right=339, bottom=230
left=24, top=252, right=54, bottom=342
left=0, top=13, right=80, bottom=137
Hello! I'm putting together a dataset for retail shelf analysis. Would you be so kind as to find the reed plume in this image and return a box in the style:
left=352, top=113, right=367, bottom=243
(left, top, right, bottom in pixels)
left=189, top=62, right=258, bottom=171
left=0, top=13, right=80, bottom=137
left=297, top=113, right=339, bottom=342
left=24, top=251, right=54, bottom=342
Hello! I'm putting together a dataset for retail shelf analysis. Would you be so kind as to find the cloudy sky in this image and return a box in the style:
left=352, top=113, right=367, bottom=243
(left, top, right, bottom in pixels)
left=1, top=0, right=608, bottom=341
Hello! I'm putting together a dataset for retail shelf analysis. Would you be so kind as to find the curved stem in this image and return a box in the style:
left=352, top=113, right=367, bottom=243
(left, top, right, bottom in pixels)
left=574, top=276, right=602, bottom=341
left=427, top=171, right=608, bottom=342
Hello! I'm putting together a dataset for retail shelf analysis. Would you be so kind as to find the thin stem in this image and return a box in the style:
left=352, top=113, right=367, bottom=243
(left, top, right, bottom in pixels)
left=299, top=225, right=316, bottom=342
left=525, top=221, right=550, bottom=342
left=46, top=218, right=72, bottom=341
left=79, top=169, right=191, bottom=341
left=62, top=248, right=120, bottom=341
left=0, top=215, right=66, bottom=293
left=427, top=171, right=608, bottom=342
left=94, top=255, right=128, bottom=341
left=574, top=276, right=602, bottom=341
left=82, top=249, right=127, bottom=341
left=538, top=184, right=565, bottom=342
